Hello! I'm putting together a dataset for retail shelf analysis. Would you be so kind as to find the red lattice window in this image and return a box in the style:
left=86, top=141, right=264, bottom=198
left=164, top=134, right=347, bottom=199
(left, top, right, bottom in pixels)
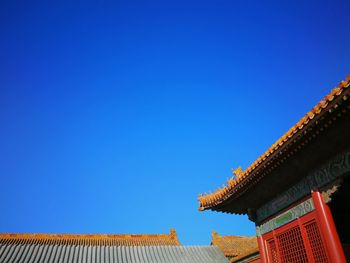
left=304, top=221, right=328, bottom=263
left=267, top=239, right=279, bottom=263
left=261, top=209, right=331, bottom=263
left=277, top=226, right=308, bottom=263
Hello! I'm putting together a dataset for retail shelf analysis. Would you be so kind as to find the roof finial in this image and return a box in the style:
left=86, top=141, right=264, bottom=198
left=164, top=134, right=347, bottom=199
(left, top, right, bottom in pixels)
left=170, top=229, right=176, bottom=236
left=169, top=229, right=181, bottom=245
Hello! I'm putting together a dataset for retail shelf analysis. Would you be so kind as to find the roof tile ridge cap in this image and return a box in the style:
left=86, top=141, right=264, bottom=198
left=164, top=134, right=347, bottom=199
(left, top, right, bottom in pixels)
left=242, top=74, right=350, bottom=173
left=0, top=232, right=178, bottom=243
left=223, top=235, right=256, bottom=238
left=271, top=78, right=343, bottom=162
left=83, top=232, right=169, bottom=239
left=219, top=235, right=245, bottom=240
left=0, top=233, right=63, bottom=240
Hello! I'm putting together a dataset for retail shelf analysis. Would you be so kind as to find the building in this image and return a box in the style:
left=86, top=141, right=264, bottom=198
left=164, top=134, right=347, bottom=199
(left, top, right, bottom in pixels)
left=0, top=230, right=230, bottom=263
left=211, top=231, right=259, bottom=262
left=199, top=76, right=350, bottom=262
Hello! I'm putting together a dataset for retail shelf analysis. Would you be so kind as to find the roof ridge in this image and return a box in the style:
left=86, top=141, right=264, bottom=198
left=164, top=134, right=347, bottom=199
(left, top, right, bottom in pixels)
left=212, top=231, right=255, bottom=239
left=0, top=229, right=181, bottom=246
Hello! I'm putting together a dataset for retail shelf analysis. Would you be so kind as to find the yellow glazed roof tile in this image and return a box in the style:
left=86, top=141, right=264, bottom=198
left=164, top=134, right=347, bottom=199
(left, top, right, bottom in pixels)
left=0, top=229, right=180, bottom=246
left=211, top=231, right=259, bottom=262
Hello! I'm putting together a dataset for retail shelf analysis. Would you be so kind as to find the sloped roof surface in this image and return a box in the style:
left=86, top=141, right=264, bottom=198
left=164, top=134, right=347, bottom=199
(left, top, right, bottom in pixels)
left=0, top=241, right=229, bottom=263
left=199, top=75, right=350, bottom=212
left=211, top=232, right=258, bottom=262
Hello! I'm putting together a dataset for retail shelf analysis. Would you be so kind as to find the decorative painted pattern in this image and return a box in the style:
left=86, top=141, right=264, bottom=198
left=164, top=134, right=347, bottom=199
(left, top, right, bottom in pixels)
left=256, top=198, right=315, bottom=236
left=256, top=149, right=350, bottom=222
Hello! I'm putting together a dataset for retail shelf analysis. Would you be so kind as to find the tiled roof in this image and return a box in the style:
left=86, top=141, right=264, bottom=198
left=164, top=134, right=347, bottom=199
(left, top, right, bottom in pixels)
left=0, top=241, right=230, bottom=263
left=0, top=229, right=180, bottom=246
left=211, top=231, right=259, bottom=262
left=198, top=75, right=350, bottom=211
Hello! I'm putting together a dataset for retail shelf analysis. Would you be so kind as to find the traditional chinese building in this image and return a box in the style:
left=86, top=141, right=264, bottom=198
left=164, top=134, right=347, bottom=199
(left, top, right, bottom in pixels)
left=199, top=76, right=350, bottom=263
left=211, top=231, right=259, bottom=263
left=0, top=230, right=230, bottom=263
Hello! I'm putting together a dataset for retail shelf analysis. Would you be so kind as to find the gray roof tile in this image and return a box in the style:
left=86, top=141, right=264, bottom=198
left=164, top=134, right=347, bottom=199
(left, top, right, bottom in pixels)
left=0, top=242, right=229, bottom=263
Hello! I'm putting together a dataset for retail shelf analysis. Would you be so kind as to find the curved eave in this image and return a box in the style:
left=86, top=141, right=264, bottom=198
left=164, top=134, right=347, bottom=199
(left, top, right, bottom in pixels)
left=198, top=75, right=350, bottom=213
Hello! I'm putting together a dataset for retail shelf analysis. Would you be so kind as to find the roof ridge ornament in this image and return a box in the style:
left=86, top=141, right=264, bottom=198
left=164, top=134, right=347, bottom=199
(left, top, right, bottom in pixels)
left=232, top=166, right=244, bottom=179
left=212, top=230, right=219, bottom=239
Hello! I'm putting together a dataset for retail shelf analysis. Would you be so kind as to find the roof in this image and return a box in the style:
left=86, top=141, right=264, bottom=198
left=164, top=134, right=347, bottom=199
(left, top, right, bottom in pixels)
left=0, top=241, right=229, bottom=263
left=198, top=75, right=350, bottom=212
left=211, top=232, right=259, bottom=262
left=0, top=229, right=180, bottom=246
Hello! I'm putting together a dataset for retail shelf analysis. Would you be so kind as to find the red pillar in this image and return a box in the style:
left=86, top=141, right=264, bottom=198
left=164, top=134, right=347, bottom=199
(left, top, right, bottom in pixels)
left=257, top=235, right=268, bottom=263
left=311, top=190, right=346, bottom=263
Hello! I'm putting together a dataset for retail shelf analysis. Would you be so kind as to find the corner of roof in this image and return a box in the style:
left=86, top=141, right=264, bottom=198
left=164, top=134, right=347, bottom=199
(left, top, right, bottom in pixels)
left=169, top=228, right=181, bottom=245
left=198, top=74, right=350, bottom=212
left=211, top=230, right=220, bottom=243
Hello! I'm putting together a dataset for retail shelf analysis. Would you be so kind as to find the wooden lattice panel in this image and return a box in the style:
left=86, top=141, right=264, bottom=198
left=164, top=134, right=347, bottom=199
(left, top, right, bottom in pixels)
left=277, top=226, right=308, bottom=263
left=267, top=239, right=279, bottom=263
left=261, top=210, right=332, bottom=262
left=304, top=221, right=328, bottom=263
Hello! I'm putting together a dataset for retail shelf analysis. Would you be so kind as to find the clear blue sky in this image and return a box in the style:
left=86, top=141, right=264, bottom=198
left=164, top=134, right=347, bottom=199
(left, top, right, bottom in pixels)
left=0, top=0, right=349, bottom=245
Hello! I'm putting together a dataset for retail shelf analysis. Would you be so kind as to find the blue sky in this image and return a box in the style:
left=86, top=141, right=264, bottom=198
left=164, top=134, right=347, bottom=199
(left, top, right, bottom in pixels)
left=0, top=0, right=349, bottom=245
